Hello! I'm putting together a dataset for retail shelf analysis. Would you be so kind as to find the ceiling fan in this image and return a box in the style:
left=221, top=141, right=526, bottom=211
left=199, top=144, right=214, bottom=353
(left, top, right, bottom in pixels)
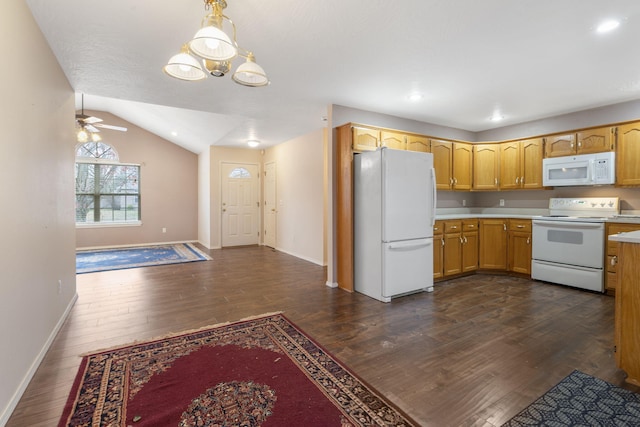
left=75, top=94, right=127, bottom=141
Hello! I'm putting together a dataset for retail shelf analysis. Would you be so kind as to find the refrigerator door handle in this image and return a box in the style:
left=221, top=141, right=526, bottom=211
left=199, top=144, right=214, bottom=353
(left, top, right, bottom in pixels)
left=388, top=239, right=433, bottom=250
left=430, top=167, right=437, bottom=227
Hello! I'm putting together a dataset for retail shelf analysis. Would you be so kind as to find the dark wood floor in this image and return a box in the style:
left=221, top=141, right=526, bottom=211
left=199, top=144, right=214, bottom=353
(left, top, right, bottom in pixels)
left=7, top=245, right=639, bottom=426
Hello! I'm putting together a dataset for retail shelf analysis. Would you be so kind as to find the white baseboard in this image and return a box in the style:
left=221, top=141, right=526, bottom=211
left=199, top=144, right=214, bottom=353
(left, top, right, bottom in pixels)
left=0, top=293, right=78, bottom=426
left=274, top=247, right=324, bottom=266
left=325, top=281, right=338, bottom=288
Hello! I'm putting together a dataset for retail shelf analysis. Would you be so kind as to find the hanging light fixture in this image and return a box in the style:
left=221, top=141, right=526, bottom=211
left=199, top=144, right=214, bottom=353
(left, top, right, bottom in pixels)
left=163, top=0, right=269, bottom=87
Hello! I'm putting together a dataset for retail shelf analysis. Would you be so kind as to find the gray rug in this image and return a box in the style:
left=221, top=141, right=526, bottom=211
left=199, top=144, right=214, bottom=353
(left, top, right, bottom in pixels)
left=503, top=370, right=640, bottom=426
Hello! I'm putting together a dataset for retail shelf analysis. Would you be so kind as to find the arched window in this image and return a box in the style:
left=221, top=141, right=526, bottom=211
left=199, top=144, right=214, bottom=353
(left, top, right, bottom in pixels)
left=229, top=167, right=251, bottom=179
left=75, top=141, right=119, bottom=161
left=75, top=141, right=141, bottom=225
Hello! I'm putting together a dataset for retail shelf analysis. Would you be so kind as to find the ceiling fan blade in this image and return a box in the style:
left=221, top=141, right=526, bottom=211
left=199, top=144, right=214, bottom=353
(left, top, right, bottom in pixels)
left=83, top=116, right=103, bottom=124
left=95, top=123, right=128, bottom=132
left=85, top=124, right=100, bottom=133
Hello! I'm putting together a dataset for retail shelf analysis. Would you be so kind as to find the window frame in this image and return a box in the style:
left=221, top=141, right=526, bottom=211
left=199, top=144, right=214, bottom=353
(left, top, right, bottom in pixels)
left=75, top=157, right=142, bottom=228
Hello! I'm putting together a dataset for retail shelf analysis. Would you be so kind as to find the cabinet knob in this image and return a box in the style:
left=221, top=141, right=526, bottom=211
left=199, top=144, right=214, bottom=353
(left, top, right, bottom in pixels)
left=503, top=223, right=507, bottom=231
left=527, top=236, right=531, bottom=245
left=515, top=177, right=520, bottom=184
left=517, top=225, right=524, bottom=228
left=611, top=256, right=618, bottom=266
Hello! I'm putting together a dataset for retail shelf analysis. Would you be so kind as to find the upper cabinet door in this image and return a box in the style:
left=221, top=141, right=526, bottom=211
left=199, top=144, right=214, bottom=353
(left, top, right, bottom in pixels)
left=617, top=122, right=640, bottom=186
left=431, top=140, right=454, bottom=190
left=406, top=134, right=430, bottom=153
left=576, top=127, right=615, bottom=155
left=380, top=131, right=406, bottom=150
left=473, top=144, right=500, bottom=190
left=352, top=126, right=380, bottom=152
left=453, top=142, right=473, bottom=190
left=544, top=133, right=576, bottom=157
left=499, top=142, right=520, bottom=190
left=521, top=138, right=544, bottom=189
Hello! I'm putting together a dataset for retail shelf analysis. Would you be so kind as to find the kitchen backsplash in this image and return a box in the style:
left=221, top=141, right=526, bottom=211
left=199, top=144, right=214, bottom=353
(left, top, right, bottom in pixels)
left=437, top=186, right=640, bottom=212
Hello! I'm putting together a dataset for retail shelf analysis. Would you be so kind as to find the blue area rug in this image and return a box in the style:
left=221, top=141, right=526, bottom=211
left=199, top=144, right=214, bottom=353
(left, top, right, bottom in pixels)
left=76, top=243, right=212, bottom=274
left=503, top=370, right=640, bottom=426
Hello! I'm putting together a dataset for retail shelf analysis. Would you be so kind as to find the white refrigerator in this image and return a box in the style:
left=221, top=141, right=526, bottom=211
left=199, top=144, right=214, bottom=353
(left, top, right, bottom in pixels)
left=354, top=147, right=436, bottom=302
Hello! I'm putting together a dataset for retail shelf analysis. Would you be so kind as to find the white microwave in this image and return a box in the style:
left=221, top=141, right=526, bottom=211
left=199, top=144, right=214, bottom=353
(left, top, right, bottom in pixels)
left=542, top=152, right=615, bottom=187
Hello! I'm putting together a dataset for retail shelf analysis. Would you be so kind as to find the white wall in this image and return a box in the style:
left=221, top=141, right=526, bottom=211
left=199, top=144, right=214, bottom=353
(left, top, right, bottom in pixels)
left=0, top=2, right=76, bottom=423
left=264, top=129, right=326, bottom=265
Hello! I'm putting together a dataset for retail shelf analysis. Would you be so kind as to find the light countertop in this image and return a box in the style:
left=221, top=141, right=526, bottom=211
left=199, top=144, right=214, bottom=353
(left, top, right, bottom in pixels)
left=609, top=230, right=640, bottom=244
left=435, top=208, right=640, bottom=223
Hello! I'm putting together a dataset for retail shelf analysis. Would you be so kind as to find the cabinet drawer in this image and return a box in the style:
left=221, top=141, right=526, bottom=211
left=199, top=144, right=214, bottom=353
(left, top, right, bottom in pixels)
left=444, top=221, right=462, bottom=233
left=509, top=219, right=531, bottom=232
left=434, top=221, right=444, bottom=235
left=462, top=220, right=478, bottom=231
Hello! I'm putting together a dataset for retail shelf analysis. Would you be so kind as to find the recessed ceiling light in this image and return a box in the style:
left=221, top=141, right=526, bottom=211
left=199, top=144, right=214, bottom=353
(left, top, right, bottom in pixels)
left=407, top=93, right=424, bottom=102
left=597, top=19, right=620, bottom=33
left=490, top=113, right=504, bottom=122
left=247, top=140, right=260, bottom=148
left=171, top=131, right=178, bottom=136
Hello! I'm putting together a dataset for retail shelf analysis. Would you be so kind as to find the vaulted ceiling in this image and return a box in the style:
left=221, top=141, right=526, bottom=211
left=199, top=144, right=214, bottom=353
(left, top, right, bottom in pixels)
left=26, top=0, right=640, bottom=153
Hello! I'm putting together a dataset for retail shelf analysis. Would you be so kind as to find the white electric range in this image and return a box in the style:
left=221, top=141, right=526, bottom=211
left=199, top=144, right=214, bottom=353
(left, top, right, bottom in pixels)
left=531, top=197, right=619, bottom=293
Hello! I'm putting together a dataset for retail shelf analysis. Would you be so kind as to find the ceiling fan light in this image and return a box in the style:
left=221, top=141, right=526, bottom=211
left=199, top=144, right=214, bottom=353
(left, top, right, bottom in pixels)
left=189, top=25, right=237, bottom=61
left=77, top=128, right=89, bottom=143
left=163, top=51, right=207, bottom=81
left=91, top=132, right=102, bottom=142
left=232, top=54, right=269, bottom=87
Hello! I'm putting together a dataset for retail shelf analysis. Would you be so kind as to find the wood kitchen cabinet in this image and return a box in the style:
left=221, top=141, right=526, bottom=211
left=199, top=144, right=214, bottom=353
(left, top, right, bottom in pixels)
left=453, top=143, right=473, bottom=191
left=614, top=239, right=640, bottom=386
left=544, top=127, right=615, bottom=158
left=380, top=130, right=406, bottom=150
left=616, top=122, right=640, bottom=186
left=473, top=144, right=500, bottom=190
left=508, top=219, right=532, bottom=275
left=500, top=139, right=544, bottom=190
left=479, top=218, right=508, bottom=270
left=351, top=125, right=380, bottom=152
left=434, top=219, right=478, bottom=280
left=461, top=220, right=479, bottom=272
left=433, top=221, right=444, bottom=279
left=443, top=220, right=463, bottom=276
left=606, top=222, right=640, bottom=292
left=431, top=140, right=454, bottom=190
left=406, top=133, right=430, bottom=152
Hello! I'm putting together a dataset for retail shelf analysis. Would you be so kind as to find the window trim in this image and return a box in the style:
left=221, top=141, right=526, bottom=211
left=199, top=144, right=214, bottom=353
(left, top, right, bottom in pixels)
left=75, top=160, right=142, bottom=227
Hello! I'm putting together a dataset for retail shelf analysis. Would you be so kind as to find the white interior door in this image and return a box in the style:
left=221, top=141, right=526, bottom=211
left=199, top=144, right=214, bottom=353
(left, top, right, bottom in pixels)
left=264, top=162, right=277, bottom=248
left=221, top=163, right=259, bottom=247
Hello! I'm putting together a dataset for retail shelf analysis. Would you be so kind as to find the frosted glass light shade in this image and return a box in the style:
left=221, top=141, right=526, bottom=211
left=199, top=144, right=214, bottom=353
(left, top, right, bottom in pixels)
left=189, top=25, right=237, bottom=61
left=163, top=52, right=206, bottom=81
left=232, top=55, right=269, bottom=87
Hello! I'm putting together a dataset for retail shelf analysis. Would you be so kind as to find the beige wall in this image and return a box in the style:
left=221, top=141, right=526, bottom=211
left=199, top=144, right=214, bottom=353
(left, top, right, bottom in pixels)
left=75, top=111, right=198, bottom=249
left=198, top=151, right=212, bottom=248
left=0, top=2, right=76, bottom=422
left=264, top=129, right=326, bottom=265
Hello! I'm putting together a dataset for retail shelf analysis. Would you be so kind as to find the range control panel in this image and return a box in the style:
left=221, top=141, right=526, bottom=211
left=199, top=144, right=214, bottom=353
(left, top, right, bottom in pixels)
left=548, top=197, right=619, bottom=216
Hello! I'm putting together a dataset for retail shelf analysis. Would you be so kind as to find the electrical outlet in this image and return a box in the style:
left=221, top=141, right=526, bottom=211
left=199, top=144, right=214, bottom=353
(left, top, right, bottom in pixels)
left=162, top=227, right=167, bottom=233
left=57, top=279, right=62, bottom=294
left=499, top=199, right=505, bottom=207
left=462, top=199, right=466, bottom=207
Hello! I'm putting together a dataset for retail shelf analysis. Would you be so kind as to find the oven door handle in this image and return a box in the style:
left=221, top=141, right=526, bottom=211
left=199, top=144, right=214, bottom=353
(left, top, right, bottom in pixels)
left=533, top=220, right=604, bottom=229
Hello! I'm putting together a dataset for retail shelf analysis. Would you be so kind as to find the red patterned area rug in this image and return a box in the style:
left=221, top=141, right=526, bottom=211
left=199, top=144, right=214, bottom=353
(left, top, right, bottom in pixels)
left=59, top=313, right=417, bottom=426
